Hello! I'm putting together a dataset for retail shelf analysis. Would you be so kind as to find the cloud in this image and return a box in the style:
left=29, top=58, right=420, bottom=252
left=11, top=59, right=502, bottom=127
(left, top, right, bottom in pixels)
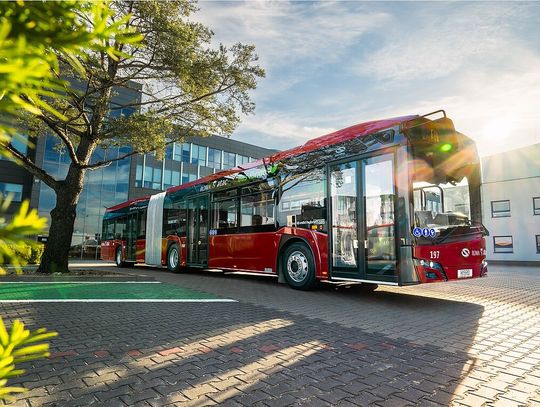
left=235, top=111, right=337, bottom=149
left=191, top=1, right=540, bottom=156
left=355, top=3, right=530, bottom=82
left=192, top=1, right=395, bottom=117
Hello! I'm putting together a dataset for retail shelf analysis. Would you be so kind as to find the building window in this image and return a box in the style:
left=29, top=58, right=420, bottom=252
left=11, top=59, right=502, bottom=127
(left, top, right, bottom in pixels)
left=163, top=169, right=180, bottom=189
left=0, top=134, right=28, bottom=161
left=165, top=143, right=174, bottom=160
left=493, top=236, right=513, bottom=253
left=191, top=144, right=207, bottom=166
left=536, top=235, right=540, bottom=254
left=181, top=167, right=197, bottom=184
left=534, top=197, right=540, bottom=215
left=135, top=164, right=143, bottom=187
left=0, top=182, right=23, bottom=202
left=143, top=164, right=162, bottom=190
left=207, top=148, right=222, bottom=169
left=223, top=152, right=236, bottom=169
left=491, top=200, right=510, bottom=218
left=173, top=143, right=190, bottom=162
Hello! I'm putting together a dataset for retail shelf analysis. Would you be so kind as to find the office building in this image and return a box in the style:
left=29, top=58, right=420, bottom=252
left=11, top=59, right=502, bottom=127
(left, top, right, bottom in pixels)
left=0, top=83, right=276, bottom=251
left=481, top=143, right=540, bottom=264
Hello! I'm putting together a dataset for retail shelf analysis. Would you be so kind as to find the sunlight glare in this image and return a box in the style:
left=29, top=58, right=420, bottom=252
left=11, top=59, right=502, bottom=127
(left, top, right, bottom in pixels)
left=481, top=117, right=514, bottom=142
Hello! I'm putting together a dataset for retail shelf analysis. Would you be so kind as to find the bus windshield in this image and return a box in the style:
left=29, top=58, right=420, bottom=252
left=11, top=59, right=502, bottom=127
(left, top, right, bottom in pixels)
left=413, top=178, right=471, bottom=229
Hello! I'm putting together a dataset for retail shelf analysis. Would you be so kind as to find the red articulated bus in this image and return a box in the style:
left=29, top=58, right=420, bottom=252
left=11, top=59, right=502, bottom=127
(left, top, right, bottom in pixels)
left=101, top=110, right=488, bottom=290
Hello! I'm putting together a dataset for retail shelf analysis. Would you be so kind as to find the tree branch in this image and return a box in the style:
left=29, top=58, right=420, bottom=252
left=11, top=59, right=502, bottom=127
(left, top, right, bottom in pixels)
left=37, top=114, right=81, bottom=165
left=1, top=143, right=61, bottom=191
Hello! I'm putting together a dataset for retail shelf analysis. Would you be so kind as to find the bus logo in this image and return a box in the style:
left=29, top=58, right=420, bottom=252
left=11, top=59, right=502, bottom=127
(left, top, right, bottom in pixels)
left=461, top=248, right=470, bottom=258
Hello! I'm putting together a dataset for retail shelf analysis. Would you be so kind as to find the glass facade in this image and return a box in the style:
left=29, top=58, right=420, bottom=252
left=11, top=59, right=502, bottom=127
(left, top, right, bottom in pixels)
left=134, top=143, right=257, bottom=191
left=191, top=144, right=207, bottom=166
left=0, top=134, right=28, bottom=161
left=38, top=135, right=131, bottom=246
left=0, top=182, right=23, bottom=202
left=207, top=148, right=222, bottom=169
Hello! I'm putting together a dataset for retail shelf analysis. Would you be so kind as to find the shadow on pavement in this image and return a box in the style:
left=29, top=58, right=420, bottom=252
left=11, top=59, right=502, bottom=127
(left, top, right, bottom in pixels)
left=0, top=267, right=484, bottom=406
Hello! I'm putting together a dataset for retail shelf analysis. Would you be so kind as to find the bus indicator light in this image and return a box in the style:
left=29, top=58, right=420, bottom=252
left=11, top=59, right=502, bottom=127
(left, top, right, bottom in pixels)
left=439, top=143, right=453, bottom=152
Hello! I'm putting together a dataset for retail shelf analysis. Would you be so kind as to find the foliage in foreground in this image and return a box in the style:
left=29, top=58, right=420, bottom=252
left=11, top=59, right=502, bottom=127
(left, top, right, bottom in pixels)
left=0, top=318, right=57, bottom=401
left=0, top=199, right=47, bottom=275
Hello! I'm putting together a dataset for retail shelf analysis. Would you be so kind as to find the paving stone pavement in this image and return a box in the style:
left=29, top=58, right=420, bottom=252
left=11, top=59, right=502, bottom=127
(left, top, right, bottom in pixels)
left=1, top=263, right=539, bottom=407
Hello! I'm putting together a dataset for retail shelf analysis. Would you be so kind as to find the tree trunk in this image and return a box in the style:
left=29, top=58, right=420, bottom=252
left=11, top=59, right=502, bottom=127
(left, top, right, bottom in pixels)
left=37, top=139, right=95, bottom=274
left=36, top=185, right=82, bottom=273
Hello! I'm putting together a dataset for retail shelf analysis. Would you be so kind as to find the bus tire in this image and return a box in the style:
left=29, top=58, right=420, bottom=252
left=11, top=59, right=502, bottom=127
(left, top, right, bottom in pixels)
left=115, top=246, right=126, bottom=267
left=282, top=242, right=318, bottom=290
left=167, top=243, right=184, bottom=273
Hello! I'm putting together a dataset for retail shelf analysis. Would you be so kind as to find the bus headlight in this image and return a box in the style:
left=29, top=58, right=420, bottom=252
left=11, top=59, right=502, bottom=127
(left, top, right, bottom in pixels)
left=413, top=258, right=447, bottom=281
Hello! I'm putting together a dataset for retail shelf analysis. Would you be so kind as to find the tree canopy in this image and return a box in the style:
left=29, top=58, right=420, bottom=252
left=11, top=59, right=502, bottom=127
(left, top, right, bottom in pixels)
left=0, top=0, right=265, bottom=274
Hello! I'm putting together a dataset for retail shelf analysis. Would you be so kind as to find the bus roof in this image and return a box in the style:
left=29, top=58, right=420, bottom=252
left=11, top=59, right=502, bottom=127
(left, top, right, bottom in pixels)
left=105, top=114, right=417, bottom=213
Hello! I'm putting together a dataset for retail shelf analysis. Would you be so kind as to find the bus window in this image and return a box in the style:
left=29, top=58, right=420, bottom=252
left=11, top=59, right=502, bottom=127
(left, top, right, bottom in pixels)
left=163, top=202, right=187, bottom=237
left=212, top=190, right=238, bottom=230
left=277, top=168, right=327, bottom=231
left=102, top=220, right=115, bottom=240
left=115, top=216, right=127, bottom=239
left=240, top=190, right=275, bottom=227
left=138, top=209, right=147, bottom=239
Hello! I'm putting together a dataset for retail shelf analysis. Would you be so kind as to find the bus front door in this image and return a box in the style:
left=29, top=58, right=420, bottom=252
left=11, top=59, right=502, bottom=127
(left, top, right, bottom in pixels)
left=187, top=195, right=209, bottom=266
left=329, top=153, right=397, bottom=283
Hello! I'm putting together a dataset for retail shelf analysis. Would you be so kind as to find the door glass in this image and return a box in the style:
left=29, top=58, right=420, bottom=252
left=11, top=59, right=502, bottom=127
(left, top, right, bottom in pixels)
left=198, top=197, right=208, bottom=264
left=187, top=200, right=197, bottom=263
left=364, top=156, right=396, bottom=276
left=330, top=162, right=358, bottom=268
left=127, top=214, right=137, bottom=260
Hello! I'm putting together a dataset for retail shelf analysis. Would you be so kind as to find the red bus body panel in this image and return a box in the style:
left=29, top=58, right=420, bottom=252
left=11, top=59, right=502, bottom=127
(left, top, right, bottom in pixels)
left=413, top=237, right=486, bottom=283
left=209, top=232, right=278, bottom=272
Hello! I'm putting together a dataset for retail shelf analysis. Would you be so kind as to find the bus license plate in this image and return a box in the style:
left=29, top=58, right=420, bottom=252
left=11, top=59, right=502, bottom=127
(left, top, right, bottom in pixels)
left=458, top=269, right=473, bottom=278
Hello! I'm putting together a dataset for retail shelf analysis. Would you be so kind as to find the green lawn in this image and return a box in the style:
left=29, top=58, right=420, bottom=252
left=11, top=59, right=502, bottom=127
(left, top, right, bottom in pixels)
left=0, top=282, right=229, bottom=301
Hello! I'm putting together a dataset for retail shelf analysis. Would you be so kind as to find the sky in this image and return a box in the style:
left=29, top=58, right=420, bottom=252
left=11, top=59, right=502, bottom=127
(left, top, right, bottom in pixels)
left=191, top=1, right=540, bottom=157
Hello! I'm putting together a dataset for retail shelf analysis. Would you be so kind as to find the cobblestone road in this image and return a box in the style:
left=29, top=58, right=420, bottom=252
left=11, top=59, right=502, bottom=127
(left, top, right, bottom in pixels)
left=2, top=263, right=539, bottom=406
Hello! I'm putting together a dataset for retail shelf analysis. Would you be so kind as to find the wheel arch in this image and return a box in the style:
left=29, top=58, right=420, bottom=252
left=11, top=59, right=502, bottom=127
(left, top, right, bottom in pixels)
left=276, top=235, right=319, bottom=282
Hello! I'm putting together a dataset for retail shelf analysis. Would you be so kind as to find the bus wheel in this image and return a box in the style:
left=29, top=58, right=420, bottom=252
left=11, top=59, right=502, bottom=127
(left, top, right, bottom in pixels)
left=115, top=247, right=126, bottom=267
left=167, top=243, right=183, bottom=273
left=282, top=242, right=317, bottom=290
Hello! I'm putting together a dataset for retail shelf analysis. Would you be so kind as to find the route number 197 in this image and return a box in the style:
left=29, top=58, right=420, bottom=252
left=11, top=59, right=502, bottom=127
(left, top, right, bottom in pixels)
left=430, top=251, right=440, bottom=259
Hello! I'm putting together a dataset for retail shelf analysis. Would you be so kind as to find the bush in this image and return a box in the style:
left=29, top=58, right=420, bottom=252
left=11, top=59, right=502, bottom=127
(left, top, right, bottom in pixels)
left=0, top=317, right=57, bottom=401
left=0, top=242, right=44, bottom=266
left=28, top=244, right=44, bottom=264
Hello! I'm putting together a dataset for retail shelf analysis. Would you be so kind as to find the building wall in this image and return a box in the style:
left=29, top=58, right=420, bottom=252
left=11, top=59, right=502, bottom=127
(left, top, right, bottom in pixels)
left=0, top=133, right=34, bottom=217
left=481, top=144, right=540, bottom=262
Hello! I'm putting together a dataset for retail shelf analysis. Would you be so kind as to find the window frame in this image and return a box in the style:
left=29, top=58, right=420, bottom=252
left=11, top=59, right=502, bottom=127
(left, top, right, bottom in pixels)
left=533, top=197, right=540, bottom=216
left=536, top=235, right=540, bottom=254
left=491, top=200, right=511, bottom=218
left=211, top=188, right=239, bottom=233
left=493, top=235, right=513, bottom=253
left=239, top=187, right=276, bottom=232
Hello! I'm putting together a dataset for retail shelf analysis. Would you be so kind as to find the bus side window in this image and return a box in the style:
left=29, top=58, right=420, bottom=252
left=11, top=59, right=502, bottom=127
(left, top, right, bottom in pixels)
left=115, top=216, right=127, bottom=240
left=240, top=190, right=275, bottom=226
left=138, top=210, right=147, bottom=239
